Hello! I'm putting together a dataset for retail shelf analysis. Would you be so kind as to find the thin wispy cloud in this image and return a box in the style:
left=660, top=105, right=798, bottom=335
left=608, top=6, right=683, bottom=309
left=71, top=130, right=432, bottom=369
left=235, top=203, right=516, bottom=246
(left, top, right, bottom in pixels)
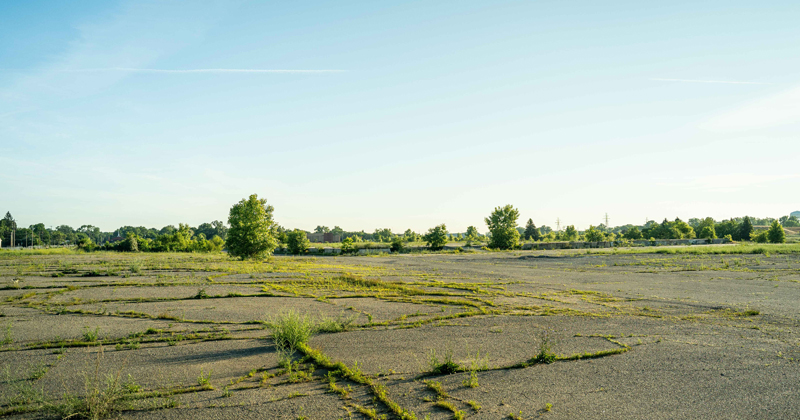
left=650, top=78, right=771, bottom=85
left=58, top=68, right=346, bottom=74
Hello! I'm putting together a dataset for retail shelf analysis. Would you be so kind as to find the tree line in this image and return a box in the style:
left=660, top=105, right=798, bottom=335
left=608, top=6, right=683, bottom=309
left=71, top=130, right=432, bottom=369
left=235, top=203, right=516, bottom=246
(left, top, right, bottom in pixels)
left=2, top=199, right=795, bottom=257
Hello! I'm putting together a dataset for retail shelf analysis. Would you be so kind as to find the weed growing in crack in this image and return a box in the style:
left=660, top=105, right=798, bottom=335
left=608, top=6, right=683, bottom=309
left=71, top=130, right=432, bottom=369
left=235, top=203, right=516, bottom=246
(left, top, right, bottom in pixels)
left=530, top=328, right=558, bottom=364
left=428, top=349, right=460, bottom=375
left=47, top=349, right=138, bottom=420
left=316, top=312, right=357, bottom=333
left=2, top=322, right=12, bottom=345
left=197, top=369, right=213, bottom=389
left=462, top=370, right=478, bottom=388
left=82, top=327, right=100, bottom=342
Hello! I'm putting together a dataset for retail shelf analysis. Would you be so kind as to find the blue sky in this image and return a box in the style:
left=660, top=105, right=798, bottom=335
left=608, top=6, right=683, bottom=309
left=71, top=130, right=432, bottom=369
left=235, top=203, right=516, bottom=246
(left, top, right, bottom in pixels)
left=2, top=0, right=799, bottom=233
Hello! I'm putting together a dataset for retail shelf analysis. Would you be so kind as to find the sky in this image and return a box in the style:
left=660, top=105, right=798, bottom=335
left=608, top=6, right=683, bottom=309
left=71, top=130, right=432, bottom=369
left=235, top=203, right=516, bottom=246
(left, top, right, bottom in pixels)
left=1, top=0, right=799, bottom=234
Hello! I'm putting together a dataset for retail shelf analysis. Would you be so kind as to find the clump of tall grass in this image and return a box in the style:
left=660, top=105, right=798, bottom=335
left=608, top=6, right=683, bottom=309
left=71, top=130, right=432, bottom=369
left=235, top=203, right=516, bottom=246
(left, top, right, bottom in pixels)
left=267, top=310, right=316, bottom=351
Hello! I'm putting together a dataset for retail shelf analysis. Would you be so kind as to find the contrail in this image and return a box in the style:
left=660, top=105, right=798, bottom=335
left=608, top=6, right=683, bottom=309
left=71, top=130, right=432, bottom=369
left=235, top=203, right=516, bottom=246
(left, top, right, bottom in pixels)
left=650, top=78, right=770, bottom=85
left=58, top=67, right=346, bottom=74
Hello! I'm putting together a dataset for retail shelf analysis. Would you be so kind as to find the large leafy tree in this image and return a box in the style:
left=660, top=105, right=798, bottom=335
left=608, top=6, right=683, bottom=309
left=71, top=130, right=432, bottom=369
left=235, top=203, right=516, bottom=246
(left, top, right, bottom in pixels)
left=423, top=224, right=448, bottom=250
left=485, top=205, right=520, bottom=249
left=767, top=220, right=785, bottom=243
left=226, top=194, right=279, bottom=260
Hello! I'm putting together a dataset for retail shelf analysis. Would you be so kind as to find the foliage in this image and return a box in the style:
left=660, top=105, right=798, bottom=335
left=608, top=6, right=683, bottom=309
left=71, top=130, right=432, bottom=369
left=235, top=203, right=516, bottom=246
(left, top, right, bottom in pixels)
left=584, top=225, right=605, bottom=242
left=767, top=220, right=785, bottom=243
left=423, top=224, right=449, bottom=251
left=485, top=205, right=520, bottom=249
left=390, top=236, right=405, bottom=253
left=340, top=237, right=358, bottom=254
left=530, top=328, right=558, bottom=364
left=195, top=221, right=228, bottom=240
left=373, top=228, right=394, bottom=243
left=524, top=219, right=541, bottom=241
left=268, top=310, right=316, bottom=351
left=623, top=227, right=642, bottom=240
left=428, top=349, right=460, bottom=375
left=641, top=218, right=695, bottom=240
left=780, top=215, right=800, bottom=227
left=286, top=229, right=310, bottom=255
left=750, top=230, right=768, bottom=243
left=562, top=225, right=578, bottom=241
left=739, top=216, right=754, bottom=241
left=226, top=194, right=279, bottom=260
left=464, top=226, right=481, bottom=246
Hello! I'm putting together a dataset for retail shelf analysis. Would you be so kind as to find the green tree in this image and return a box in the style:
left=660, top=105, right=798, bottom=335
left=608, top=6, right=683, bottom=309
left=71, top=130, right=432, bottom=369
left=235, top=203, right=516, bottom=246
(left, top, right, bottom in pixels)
left=314, top=226, right=330, bottom=234
left=751, top=230, right=768, bottom=243
left=423, top=224, right=448, bottom=250
left=485, top=205, right=520, bottom=249
left=524, top=219, right=541, bottom=241
left=584, top=225, right=604, bottom=242
left=286, top=229, right=310, bottom=254
left=226, top=194, right=279, bottom=260
left=390, top=236, right=405, bottom=253
left=739, top=216, right=753, bottom=242
left=464, top=226, right=480, bottom=246
left=767, top=220, right=785, bottom=243
left=373, top=228, right=394, bottom=242
left=623, top=227, right=642, bottom=240
left=697, top=225, right=717, bottom=239
left=780, top=215, right=800, bottom=227
left=341, top=237, right=358, bottom=254
left=562, top=225, right=578, bottom=241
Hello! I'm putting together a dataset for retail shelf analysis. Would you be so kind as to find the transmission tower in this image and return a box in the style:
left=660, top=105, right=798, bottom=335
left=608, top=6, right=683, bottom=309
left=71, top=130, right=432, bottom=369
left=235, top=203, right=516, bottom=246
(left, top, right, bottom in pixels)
left=604, top=213, right=610, bottom=227
left=556, top=218, right=561, bottom=231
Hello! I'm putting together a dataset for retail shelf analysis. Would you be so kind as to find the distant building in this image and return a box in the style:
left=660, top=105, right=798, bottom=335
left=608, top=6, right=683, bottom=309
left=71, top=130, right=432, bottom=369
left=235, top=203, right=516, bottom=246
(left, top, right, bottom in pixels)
left=306, top=232, right=341, bottom=243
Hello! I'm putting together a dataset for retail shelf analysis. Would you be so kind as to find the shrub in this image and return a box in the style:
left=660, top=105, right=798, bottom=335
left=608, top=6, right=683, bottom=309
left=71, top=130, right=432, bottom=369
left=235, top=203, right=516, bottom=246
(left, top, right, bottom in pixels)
left=751, top=230, right=769, bottom=243
left=268, top=311, right=316, bottom=351
left=390, top=236, right=405, bottom=253
left=340, top=237, right=358, bottom=254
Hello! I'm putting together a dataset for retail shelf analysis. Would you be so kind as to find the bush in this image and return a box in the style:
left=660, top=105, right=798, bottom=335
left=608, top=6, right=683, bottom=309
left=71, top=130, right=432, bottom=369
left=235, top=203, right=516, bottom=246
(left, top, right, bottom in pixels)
left=268, top=311, right=316, bottom=351
left=390, top=236, right=405, bottom=253
left=751, top=230, right=769, bottom=243
left=340, top=237, right=358, bottom=254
